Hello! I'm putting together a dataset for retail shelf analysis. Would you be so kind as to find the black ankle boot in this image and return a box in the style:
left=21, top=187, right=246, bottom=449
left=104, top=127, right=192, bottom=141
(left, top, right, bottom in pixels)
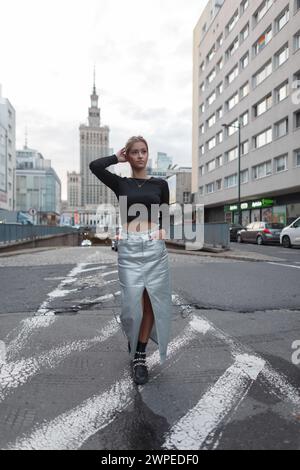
left=132, top=351, right=148, bottom=385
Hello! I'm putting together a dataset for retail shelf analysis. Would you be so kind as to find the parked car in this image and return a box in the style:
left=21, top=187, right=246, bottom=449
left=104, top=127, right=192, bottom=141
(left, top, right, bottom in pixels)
left=280, top=217, right=300, bottom=248
left=229, top=223, right=247, bottom=242
left=237, top=221, right=285, bottom=245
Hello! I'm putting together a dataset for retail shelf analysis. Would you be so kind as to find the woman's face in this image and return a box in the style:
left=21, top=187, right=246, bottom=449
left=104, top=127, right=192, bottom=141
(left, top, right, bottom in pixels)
left=127, top=141, right=148, bottom=170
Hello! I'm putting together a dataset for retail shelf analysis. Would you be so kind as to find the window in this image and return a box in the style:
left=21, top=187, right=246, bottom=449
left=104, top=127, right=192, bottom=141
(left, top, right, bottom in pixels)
left=216, top=107, right=223, bottom=120
left=207, top=68, right=216, bottom=84
left=275, top=81, right=289, bottom=103
left=199, top=103, right=205, bottom=114
left=241, top=169, right=249, bottom=184
left=206, top=182, right=214, bottom=194
left=199, top=124, right=204, bottom=135
left=252, top=161, right=272, bottom=179
left=200, top=61, right=205, bottom=72
left=216, top=179, right=222, bottom=190
left=274, top=43, right=289, bottom=68
left=207, top=45, right=216, bottom=63
left=217, top=58, right=224, bottom=71
left=240, top=52, right=249, bottom=70
left=241, top=0, right=249, bottom=14
left=226, top=37, right=239, bottom=60
left=241, top=140, right=249, bottom=155
left=227, top=92, right=239, bottom=111
left=296, top=0, right=300, bottom=13
left=294, top=31, right=300, bottom=52
left=216, top=155, right=223, bottom=167
left=295, top=110, right=300, bottom=129
left=294, top=149, right=300, bottom=167
left=226, top=65, right=239, bottom=85
left=226, top=147, right=238, bottom=163
left=199, top=186, right=204, bottom=195
left=217, top=34, right=223, bottom=49
left=274, top=118, right=288, bottom=138
left=240, top=111, right=249, bottom=127
left=199, top=145, right=204, bottom=156
left=207, top=114, right=216, bottom=128
left=275, top=7, right=289, bottom=32
left=253, top=60, right=272, bottom=87
left=217, top=82, right=223, bottom=95
left=275, top=154, right=288, bottom=172
left=253, top=26, right=272, bottom=55
left=225, top=174, right=237, bottom=188
left=253, top=0, right=273, bottom=26
left=207, top=91, right=216, bottom=106
left=240, top=82, right=250, bottom=99
left=254, top=128, right=272, bottom=148
left=217, top=130, right=223, bottom=144
left=207, top=159, right=216, bottom=172
left=227, top=120, right=239, bottom=136
left=240, top=23, right=249, bottom=43
left=207, top=136, right=216, bottom=150
left=226, top=10, right=239, bottom=36
left=200, top=82, right=205, bottom=93
left=253, top=94, right=272, bottom=117
left=200, top=165, right=204, bottom=176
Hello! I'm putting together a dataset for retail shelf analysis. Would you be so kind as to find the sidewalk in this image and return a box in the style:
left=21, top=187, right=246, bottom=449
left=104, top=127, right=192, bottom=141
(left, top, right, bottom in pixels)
left=166, top=243, right=284, bottom=263
left=0, top=243, right=283, bottom=263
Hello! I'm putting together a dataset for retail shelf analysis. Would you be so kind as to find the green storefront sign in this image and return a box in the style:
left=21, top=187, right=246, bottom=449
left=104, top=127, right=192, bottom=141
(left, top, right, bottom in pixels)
left=224, top=198, right=274, bottom=212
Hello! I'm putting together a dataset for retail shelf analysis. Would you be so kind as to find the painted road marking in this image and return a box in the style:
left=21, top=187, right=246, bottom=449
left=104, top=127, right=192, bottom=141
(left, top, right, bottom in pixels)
left=163, top=354, right=266, bottom=450
left=3, top=317, right=209, bottom=450
left=0, top=319, right=120, bottom=403
left=267, top=262, right=300, bottom=270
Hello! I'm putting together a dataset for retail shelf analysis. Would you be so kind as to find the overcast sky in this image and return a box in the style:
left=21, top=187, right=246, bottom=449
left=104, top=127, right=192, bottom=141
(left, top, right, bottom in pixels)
left=0, top=0, right=206, bottom=199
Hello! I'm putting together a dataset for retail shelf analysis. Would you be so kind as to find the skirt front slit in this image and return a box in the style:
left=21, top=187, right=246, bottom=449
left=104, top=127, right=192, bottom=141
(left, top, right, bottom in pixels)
left=117, top=229, right=172, bottom=364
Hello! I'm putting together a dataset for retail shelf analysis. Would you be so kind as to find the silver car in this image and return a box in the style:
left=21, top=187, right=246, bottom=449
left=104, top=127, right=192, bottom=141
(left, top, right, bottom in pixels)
left=237, top=221, right=285, bottom=245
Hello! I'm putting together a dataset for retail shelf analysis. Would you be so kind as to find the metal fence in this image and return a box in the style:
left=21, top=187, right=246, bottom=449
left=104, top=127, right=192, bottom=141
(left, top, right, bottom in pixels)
left=169, top=223, right=230, bottom=248
left=0, top=224, right=78, bottom=245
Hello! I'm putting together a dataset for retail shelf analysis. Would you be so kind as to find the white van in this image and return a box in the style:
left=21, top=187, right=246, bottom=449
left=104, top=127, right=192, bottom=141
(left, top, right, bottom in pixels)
left=280, top=217, right=300, bottom=248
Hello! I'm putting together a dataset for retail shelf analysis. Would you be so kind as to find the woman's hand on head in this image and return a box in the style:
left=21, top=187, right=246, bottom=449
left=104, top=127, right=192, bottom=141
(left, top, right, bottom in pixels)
left=116, top=147, right=128, bottom=163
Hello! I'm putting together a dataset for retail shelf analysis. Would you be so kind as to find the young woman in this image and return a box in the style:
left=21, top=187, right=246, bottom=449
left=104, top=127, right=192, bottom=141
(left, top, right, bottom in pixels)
left=89, top=136, right=172, bottom=386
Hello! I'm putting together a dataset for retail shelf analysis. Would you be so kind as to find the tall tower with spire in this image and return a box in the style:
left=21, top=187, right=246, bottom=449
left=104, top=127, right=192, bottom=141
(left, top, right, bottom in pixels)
left=79, top=71, right=117, bottom=209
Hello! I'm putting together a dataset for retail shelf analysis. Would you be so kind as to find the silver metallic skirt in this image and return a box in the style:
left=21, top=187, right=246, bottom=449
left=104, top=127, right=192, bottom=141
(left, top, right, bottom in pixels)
left=117, top=226, right=172, bottom=364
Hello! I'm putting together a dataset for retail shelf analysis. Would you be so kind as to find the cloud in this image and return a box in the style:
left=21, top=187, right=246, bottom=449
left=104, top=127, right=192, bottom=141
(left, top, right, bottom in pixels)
left=1, top=0, right=206, bottom=199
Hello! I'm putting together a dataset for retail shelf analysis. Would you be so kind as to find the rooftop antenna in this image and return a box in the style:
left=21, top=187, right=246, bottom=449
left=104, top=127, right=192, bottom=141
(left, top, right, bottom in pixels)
left=24, top=126, right=28, bottom=149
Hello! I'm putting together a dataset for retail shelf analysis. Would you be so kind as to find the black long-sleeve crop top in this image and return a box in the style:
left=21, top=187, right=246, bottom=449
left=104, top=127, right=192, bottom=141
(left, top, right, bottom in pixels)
left=89, top=154, right=170, bottom=230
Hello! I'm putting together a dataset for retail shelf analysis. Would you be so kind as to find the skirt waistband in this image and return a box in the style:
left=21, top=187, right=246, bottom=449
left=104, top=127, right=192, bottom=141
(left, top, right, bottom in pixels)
left=119, top=225, right=159, bottom=240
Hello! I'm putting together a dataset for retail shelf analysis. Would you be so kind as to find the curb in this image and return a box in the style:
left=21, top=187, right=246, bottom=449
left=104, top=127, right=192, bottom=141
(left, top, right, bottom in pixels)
left=166, top=247, right=282, bottom=263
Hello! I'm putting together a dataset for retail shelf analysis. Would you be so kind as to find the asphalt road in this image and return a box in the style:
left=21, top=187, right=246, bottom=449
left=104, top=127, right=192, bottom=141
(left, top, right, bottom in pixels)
left=0, top=245, right=299, bottom=450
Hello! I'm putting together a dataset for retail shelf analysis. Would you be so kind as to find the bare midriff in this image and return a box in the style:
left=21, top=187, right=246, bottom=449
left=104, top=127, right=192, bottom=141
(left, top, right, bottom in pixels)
left=122, top=221, right=159, bottom=233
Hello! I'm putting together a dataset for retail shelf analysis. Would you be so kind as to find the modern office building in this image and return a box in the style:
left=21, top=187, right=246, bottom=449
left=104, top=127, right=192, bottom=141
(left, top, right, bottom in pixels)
left=157, top=152, right=173, bottom=171
left=0, top=85, right=16, bottom=212
left=192, top=0, right=300, bottom=225
left=16, top=145, right=61, bottom=225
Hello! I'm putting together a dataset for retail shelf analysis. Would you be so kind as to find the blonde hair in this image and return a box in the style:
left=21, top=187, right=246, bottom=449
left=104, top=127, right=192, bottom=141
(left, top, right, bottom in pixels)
left=125, top=136, right=149, bottom=156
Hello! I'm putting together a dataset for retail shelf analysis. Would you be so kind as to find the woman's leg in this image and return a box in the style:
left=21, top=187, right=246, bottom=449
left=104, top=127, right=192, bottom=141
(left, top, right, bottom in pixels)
left=138, top=288, right=154, bottom=342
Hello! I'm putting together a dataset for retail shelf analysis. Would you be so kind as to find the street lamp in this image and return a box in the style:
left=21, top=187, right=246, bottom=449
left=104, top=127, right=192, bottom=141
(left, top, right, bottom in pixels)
left=222, top=121, right=242, bottom=226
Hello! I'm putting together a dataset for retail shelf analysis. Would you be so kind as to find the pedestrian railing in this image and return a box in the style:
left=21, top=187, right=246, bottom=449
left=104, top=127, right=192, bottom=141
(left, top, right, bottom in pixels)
left=0, top=224, right=78, bottom=245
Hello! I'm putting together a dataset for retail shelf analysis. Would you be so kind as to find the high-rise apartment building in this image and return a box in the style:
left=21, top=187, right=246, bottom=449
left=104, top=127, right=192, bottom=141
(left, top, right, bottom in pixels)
left=0, top=85, right=16, bottom=212
left=193, top=0, right=300, bottom=225
left=67, top=171, right=81, bottom=210
left=80, top=79, right=118, bottom=209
